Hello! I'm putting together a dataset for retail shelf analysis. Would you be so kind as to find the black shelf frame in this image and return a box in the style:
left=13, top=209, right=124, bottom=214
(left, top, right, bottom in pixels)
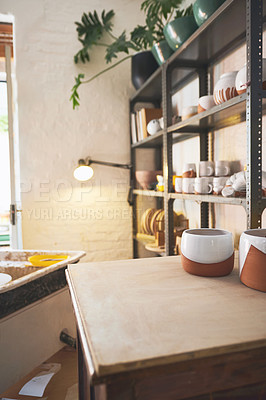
left=130, top=0, right=266, bottom=257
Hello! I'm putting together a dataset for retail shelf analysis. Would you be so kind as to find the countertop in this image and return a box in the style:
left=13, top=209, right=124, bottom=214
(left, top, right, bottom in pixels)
left=66, top=255, right=266, bottom=382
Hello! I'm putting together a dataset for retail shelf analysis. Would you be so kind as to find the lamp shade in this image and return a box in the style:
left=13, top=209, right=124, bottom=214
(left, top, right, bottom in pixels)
left=74, top=165, right=94, bottom=181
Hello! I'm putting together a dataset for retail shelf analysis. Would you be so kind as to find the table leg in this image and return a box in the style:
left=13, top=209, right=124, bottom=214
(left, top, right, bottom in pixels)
left=77, top=329, right=93, bottom=400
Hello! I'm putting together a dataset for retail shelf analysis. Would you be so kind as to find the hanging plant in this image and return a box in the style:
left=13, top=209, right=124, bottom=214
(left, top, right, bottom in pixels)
left=70, top=1, right=183, bottom=109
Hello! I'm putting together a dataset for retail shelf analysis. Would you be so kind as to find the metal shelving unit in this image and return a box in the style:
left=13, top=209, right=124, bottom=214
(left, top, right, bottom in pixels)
left=130, top=0, right=266, bottom=257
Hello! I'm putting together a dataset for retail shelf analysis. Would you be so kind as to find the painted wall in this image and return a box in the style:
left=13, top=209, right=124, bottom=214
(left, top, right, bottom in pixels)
left=1, top=0, right=144, bottom=262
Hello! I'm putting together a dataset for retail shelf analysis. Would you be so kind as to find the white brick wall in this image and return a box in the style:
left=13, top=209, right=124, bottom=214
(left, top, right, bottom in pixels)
left=1, top=0, right=144, bottom=261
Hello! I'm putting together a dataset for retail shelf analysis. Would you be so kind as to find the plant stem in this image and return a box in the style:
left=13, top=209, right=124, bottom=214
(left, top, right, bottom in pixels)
left=81, top=54, right=133, bottom=84
left=107, top=30, right=119, bottom=41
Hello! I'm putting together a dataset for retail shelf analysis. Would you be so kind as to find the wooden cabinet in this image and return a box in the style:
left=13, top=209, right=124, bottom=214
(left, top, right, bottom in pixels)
left=130, top=0, right=266, bottom=257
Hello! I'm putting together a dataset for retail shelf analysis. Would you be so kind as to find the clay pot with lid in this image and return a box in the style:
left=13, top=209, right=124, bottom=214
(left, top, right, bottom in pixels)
left=213, top=71, right=238, bottom=105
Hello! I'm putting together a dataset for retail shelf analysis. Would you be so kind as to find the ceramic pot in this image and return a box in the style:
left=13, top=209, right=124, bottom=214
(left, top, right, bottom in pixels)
left=131, top=51, right=158, bottom=90
left=181, top=228, right=234, bottom=277
left=239, top=229, right=266, bottom=292
left=181, top=105, right=198, bottom=121
left=198, top=95, right=215, bottom=113
left=213, top=71, right=238, bottom=105
left=193, top=0, right=225, bottom=27
left=235, top=60, right=266, bottom=94
left=135, top=170, right=162, bottom=190
left=151, top=40, right=173, bottom=66
left=163, top=16, right=198, bottom=51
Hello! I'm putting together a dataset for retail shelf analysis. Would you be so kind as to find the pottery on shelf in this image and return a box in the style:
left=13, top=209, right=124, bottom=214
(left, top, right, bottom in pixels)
left=193, top=0, right=226, bottom=27
left=213, top=71, right=238, bottom=105
left=135, top=170, right=162, bottom=190
left=181, top=105, right=198, bottom=121
left=239, top=229, right=266, bottom=292
left=131, top=51, right=158, bottom=90
left=198, top=95, right=216, bottom=113
left=163, top=15, right=198, bottom=52
left=151, top=40, right=174, bottom=66
left=235, top=60, right=266, bottom=94
left=181, top=228, right=234, bottom=277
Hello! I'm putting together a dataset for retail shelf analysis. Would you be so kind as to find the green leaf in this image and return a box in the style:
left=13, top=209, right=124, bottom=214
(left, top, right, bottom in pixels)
left=105, top=31, right=136, bottom=63
left=70, top=74, right=85, bottom=109
left=74, top=9, right=115, bottom=64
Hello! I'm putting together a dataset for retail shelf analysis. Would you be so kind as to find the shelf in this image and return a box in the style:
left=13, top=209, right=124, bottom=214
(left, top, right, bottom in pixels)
left=132, top=130, right=163, bottom=149
left=131, top=0, right=266, bottom=102
left=168, top=94, right=247, bottom=134
left=169, top=193, right=246, bottom=206
left=133, top=189, right=164, bottom=198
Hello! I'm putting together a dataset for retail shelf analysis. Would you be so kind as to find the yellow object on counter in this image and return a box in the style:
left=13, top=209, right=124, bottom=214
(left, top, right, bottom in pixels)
left=28, top=254, right=69, bottom=267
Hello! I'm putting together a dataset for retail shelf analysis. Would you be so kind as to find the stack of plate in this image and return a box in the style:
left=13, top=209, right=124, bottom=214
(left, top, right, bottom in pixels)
left=140, top=209, right=184, bottom=236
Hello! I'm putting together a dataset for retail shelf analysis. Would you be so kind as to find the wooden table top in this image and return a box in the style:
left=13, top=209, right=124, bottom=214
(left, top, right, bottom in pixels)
left=66, top=255, right=266, bottom=381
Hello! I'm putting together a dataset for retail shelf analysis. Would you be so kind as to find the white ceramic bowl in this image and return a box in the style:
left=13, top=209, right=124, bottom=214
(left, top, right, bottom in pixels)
left=239, top=229, right=266, bottom=292
left=181, top=228, right=234, bottom=277
left=198, top=95, right=215, bottom=113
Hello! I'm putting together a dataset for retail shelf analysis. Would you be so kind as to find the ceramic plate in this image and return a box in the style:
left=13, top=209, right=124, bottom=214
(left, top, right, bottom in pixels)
left=0, top=272, right=12, bottom=286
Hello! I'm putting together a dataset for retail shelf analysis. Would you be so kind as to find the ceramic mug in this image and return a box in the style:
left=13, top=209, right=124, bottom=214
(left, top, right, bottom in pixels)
left=215, top=160, right=230, bottom=177
left=181, top=228, right=234, bottom=277
left=239, top=229, right=266, bottom=292
left=174, top=176, right=182, bottom=193
left=199, top=161, right=214, bottom=177
left=194, top=177, right=212, bottom=194
left=182, top=163, right=196, bottom=178
left=213, top=176, right=227, bottom=195
left=182, top=177, right=195, bottom=194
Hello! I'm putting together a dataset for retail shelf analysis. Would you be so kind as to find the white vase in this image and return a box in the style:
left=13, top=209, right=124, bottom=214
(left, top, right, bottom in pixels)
left=235, top=60, right=266, bottom=94
left=213, top=71, right=238, bottom=105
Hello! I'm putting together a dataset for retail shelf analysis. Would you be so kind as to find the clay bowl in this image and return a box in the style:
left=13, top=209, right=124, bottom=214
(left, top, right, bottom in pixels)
left=181, top=228, right=234, bottom=277
left=198, top=95, right=215, bottom=113
left=239, top=229, right=266, bottom=292
left=135, top=170, right=162, bottom=190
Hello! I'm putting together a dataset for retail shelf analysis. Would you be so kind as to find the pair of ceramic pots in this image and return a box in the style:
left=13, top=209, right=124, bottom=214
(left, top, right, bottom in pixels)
left=181, top=228, right=266, bottom=292
left=152, top=0, right=226, bottom=66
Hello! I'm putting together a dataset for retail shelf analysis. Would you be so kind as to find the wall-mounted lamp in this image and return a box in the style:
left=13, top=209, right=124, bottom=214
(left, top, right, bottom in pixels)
left=73, top=157, right=132, bottom=182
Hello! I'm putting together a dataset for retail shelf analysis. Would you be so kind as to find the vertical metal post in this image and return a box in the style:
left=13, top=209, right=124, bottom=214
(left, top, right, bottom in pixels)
left=129, top=102, right=138, bottom=258
left=198, top=66, right=209, bottom=228
left=162, top=63, right=174, bottom=255
left=246, top=0, right=263, bottom=228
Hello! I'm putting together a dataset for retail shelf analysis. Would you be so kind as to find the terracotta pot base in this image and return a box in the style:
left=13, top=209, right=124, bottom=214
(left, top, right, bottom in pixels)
left=240, top=245, right=266, bottom=292
left=181, top=253, right=234, bottom=277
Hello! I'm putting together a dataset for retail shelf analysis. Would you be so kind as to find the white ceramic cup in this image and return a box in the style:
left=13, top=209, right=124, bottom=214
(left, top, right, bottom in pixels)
left=199, top=161, right=214, bottom=177
left=232, top=174, right=246, bottom=192
left=213, top=176, right=228, bottom=195
left=215, top=160, right=231, bottom=177
left=147, top=119, right=161, bottom=135
left=175, top=177, right=183, bottom=193
left=181, top=228, right=234, bottom=264
left=182, top=163, right=196, bottom=178
left=194, top=177, right=212, bottom=194
left=182, top=177, right=195, bottom=194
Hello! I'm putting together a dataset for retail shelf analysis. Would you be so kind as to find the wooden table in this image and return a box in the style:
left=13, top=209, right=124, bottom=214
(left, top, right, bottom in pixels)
left=66, top=255, right=266, bottom=400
